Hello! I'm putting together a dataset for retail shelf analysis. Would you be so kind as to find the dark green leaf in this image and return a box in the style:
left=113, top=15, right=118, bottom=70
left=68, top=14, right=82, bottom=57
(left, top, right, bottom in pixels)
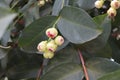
left=43, top=45, right=80, bottom=73
left=84, top=14, right=111, bottom=53
left=0, top=30, right=10, bottom=46
left=98, top=69, right=120, bottom=80
left=0, top=48, right=8, bottom=59
left=112, top=8, right=120, bottom=26
left=23, top=6, right=40, bottom=26
left=93, top=44, right=112, bottom=58
left=0, top=66, right=5, bottom=78
left=52, top=0, right=64, bottom=16
left=40, top=4, right=52, bottom=17
left=41, top=63, right=84, bottom=80
left=69, top=0, right=96, bottom=10
left=6, top=48, right=43, bottom=79
left=7, top=63, right=40, bottom=79
left=52, top=0, right=69, bottom=16
left=18, top=16, right=58, bottom=53
left=0, top=7, right=17, bottom=39
left=86, top=58, right=120, bottom=80
left=109, top=38, right=120, bottom=63
left=0, top=0, right=10, bottom=8
left=58, top=6, right=102, bottom=44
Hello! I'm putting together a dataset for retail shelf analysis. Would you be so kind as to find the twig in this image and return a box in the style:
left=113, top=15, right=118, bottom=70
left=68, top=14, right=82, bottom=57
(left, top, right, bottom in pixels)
left=0, top=45, right=11, bottom=49
left=13, top=14, right=24, bottom=26
left=36, top=64, right=43, bottom=80
left=36, top=59, right=49, bottom=80
left=10, top=0, right=19, bottom=9
left=78, top=49, right=89, bottom=80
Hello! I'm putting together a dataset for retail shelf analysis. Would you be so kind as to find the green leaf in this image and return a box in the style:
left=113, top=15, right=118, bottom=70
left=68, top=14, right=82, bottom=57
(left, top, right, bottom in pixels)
left=86, top=58, right=120, bottom=80
left=112, top=8, right=120, bottom=26
left=6, top=63, right=40, bottom=79
left=98, top=69, right=120, bottom=80
left=52, top=0, right=69, bottom=16
left=109, top=38, right=120, bottom=63
left=6, top=48, right=43, bottom=79
left=18, top=16, right=58, bottom=53
left=83, top=14, right=111, bottom=53
left=58, top=6, right=102, bottom=44
left=69, top=0, right=96, bottom=10
left=0, top=0, right=10, bottom=8
left=52, top=0, right=64, bottom=16
left=41, top=63, right=84, bottom=80
left=43, top=45, right=80, bottom=73
left=0, top=7, right=17, bottom=39
left=93, top=44, right=112, bottom=58
left=23, top=6, right=40, bottom=26
left=0, top=48, right=8, bottom=59
left=93, top=14, right=107, bottom=25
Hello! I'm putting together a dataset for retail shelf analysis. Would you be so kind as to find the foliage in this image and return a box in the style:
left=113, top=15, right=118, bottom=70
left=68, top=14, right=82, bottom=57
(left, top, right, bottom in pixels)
left=0, top=0, right=120, bottom=80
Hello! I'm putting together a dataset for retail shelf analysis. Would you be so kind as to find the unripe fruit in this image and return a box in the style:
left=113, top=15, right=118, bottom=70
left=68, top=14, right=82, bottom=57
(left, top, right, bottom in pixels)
left=107, top=7, right=117, bottom=17
left=95, top=0, right=104, bottom=9
left=116, top=34, right=120, bottom=40
left=110, top=0, right=120, bottom=9
left=37, top=41, right=47, bottom=52
left=43, top=51, right=54, bottom=59
left=46, top=40, right=57, bottom=52
left=38, top=0, right=45, bottom=6
left=55, top=36, right=64, bottom=46
left=45, top=0, right=49, bottom=2
left=46, top=28, right=58, bottom=38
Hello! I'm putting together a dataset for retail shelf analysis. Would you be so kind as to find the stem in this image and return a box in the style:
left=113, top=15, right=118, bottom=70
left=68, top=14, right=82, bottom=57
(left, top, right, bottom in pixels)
left=0, top=45, right=11, bottom=49
left=36, top=59, right=49, bottom=80
left=13, top=14, right=24, bottom=26
left=36, top=64, right=43, bottom=80
left=78, top=49, right=89, bottom=80
left=11, top=0, right=19, bottom=9
left=61, top=0, right=65, bottom=9
left=52, top=16, right=61, bottom=28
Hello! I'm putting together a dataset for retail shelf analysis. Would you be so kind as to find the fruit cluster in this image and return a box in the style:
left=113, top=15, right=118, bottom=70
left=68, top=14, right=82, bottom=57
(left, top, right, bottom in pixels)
left=37, top=28, right=64, bottom=59
left=38, top=0, right=50, bottom=7
left=95, top=0, right=120, bottom=18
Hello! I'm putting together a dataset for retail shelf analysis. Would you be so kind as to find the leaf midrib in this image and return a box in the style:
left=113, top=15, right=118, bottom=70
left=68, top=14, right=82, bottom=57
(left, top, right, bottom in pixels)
left=20, top=17, right=58, bottom=47
left=60, top=16, right=102, bottom=33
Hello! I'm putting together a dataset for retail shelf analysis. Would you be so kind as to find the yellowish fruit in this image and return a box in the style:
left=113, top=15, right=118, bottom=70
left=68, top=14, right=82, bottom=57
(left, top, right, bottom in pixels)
left=110, top=0, right=120, bottom=9
left=38, top=0, right=45, bottom=6
left=107, top=7, right=117, bottom=18
left=46, top=28, right=58, bottom=38
left=37, top=41, right=47, bottom=52
left=95, top=0, right=104, bottom=9
left=46, top=40, right=57, bottom=52
left=43, top=51, right=54, bottom=59
left=55, top=36, right=64, bottom=46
